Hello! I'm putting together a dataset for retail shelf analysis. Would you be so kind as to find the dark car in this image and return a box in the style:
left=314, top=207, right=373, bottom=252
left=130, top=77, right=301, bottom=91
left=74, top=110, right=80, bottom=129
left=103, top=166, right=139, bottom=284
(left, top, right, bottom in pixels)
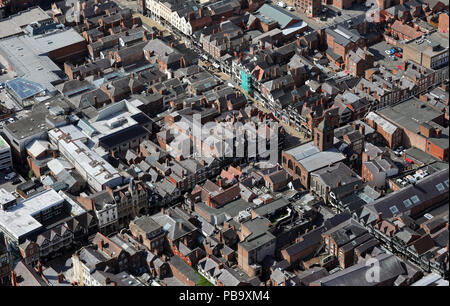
left=12, top=178, right=21, bottom=185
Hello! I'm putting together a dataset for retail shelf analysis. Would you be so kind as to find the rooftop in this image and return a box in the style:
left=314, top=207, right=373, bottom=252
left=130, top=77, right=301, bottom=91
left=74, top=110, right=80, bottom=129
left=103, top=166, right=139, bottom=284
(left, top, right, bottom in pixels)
left=0, top=189, right=64, bottom=241
left=0, top=27, right=84, bottom=93
left=256, top=4, right=302, bottom=29
left=48, top=125, right=122, bottom=190
left=284, top=142, right=346, bottom=172
left=377, top=98, right=448, bottom=149
left=0, top=7, right=51, bottom=39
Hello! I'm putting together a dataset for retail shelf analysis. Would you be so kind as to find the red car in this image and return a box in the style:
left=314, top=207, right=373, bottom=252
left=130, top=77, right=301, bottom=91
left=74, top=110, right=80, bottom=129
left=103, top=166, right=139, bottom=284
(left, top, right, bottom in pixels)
left=395, top=52, right=402, bottom=58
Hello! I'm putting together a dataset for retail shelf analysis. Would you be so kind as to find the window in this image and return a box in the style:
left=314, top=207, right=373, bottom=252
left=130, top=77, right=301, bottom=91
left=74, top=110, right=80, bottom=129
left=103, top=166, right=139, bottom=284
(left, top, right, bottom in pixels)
left=389, top=205, right=399, bottom=215
left=444, top=180, right=449, bottom=188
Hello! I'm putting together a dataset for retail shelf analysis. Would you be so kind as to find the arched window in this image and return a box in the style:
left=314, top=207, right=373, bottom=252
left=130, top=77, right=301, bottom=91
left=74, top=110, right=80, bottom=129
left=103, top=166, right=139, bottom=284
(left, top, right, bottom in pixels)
left=295, top=166, right=301, bottom=176
left=288, top=160, right=293, bottom=170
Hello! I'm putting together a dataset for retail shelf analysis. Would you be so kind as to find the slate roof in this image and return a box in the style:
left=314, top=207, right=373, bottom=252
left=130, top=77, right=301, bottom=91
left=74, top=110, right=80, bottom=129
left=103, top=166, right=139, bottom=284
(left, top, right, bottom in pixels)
left=169, top=255, right=200, bottom=283
left=358, top=169, right=449, bottom=225
left=312, top=253, right=408, bottom=286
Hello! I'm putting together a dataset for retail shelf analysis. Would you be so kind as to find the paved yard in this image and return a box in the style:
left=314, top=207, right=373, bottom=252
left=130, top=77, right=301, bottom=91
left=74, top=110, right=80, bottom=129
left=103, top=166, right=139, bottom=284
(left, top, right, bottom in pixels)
left=369, top=41, right=403, bottom=71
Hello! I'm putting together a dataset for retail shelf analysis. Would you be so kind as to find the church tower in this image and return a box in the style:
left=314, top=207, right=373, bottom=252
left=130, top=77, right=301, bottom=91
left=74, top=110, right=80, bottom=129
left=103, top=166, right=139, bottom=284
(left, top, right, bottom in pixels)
left=314, top=111, right=334, bottom=151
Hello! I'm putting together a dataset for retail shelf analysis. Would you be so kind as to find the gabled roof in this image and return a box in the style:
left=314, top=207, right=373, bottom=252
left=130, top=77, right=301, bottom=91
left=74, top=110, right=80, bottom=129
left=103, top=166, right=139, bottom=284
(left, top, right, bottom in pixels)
left=359, top=169, right=449, bottom=225
left=312, top=253, right=407, bottom=286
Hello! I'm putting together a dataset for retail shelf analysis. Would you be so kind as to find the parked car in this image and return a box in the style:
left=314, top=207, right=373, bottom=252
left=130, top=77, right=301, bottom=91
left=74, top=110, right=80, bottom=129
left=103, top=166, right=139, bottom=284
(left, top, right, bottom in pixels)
left=277, top=1, right=286, bottom=8
left=395, top=52, right=402, bottom=58
left=386, top=48, right=397, bottom=55
left=286, top=6, right=294, bottom=11
left=12, top=177, right=21, bottom=185
left=4, top=172, right=16, bottom=180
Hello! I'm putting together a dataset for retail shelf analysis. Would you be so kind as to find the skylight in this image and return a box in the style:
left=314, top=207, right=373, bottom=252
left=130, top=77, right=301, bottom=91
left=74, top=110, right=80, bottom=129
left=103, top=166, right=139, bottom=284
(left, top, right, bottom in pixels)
left=410, top=195, right=420, bottom=204
left=403, top=199, right=413, bottom=208
left=389, top=205, right=399, bottom=214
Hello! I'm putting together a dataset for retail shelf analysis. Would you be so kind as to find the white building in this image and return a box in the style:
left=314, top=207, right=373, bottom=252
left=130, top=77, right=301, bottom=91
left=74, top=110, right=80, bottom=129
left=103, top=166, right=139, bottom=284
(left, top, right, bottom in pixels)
left=0, top=136, right=12, bottom=170
left=0, top=189, right=65, bottom=245
left=77, top=100, right=152, bottom=155
left=145, top=0, right=197, bottom=36
left=48, top=125, right=122, bottom=192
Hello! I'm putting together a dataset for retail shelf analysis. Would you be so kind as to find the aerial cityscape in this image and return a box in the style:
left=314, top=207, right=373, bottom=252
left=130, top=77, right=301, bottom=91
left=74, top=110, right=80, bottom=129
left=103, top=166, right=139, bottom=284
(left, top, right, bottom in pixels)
left=0, top=0, right=448, bottom=288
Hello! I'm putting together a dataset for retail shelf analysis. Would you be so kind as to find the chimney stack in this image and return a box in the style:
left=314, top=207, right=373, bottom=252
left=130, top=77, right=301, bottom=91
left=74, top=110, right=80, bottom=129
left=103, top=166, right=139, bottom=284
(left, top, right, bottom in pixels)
left=359, top=124, right=365, bottom=135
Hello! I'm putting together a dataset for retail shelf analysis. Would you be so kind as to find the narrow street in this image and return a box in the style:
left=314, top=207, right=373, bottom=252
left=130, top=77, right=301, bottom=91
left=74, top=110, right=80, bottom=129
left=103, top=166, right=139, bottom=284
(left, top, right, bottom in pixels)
left=135, top=3, right=310, bottom=145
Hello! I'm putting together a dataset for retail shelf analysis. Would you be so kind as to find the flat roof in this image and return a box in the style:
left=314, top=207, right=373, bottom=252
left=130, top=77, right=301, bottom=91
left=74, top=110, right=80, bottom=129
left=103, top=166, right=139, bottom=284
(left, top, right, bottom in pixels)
left=90, top=100, right=142, bottom=137
left=0, top=28, right=84, bottom=93
left=377, top=98, right=448, bottom=149
left=4, top=111, right=61, bottom=140
left=0, top=188, right=15, bottom=205
left=0, top=7, right=51, bottom=39
left=253, top=198, right=290, bottom=216
left=404, top=31, right=449, bottom=57
left=49, top=125, right=121, bottom=189
left=0, top=189, right=64, bottom=241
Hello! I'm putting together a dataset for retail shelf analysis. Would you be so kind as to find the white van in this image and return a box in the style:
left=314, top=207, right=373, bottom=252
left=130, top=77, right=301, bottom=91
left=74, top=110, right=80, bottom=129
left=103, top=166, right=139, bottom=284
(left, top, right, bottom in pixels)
left=277, top=1, right=287, bottom=8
